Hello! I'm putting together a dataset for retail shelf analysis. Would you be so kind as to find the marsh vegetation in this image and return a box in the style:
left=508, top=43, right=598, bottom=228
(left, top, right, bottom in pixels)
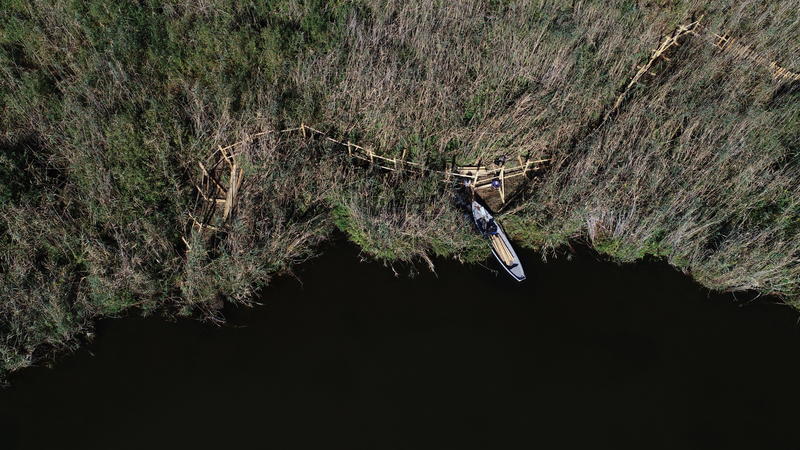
left=1, top=0, right=798, bottom=377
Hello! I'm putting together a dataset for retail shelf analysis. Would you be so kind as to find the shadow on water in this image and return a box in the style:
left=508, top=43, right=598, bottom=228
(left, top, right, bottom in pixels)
left=2, top=239, right=800, bottom=449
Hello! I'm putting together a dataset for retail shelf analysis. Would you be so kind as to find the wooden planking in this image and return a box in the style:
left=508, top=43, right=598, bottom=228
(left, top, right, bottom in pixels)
left=491, top=234, right=514, bottom=266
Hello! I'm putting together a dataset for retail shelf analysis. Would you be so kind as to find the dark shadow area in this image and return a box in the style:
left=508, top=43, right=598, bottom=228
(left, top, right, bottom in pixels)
left=2, top=241, right=800, bottom=449
left=0, top=135, right=49, bottom=205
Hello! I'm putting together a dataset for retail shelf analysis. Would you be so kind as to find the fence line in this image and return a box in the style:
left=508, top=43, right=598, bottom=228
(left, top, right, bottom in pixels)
left=189, top=123, right=548, bottom=236
left=707, top=32, right=800, bottom=82
left=608, top=16, right=799, bottom=120
left=606, top=17, right=705, bottom=119
left=212, top=123, right=547, bottom=185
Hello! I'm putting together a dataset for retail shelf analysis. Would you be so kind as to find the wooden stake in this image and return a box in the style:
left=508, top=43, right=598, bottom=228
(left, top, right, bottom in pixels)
left=499, top=166, right=506, bottom=204
left=222, top=164, right=235, bottom=221
left=198, top=162, right=225, bottom=193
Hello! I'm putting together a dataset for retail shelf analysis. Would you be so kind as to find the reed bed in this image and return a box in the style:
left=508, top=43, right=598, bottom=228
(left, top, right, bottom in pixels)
left=0, top=0, right=798, bottom=378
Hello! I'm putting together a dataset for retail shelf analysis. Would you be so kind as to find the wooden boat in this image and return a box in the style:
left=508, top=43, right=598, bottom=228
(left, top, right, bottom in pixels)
left=471, top=201, right=526, bottom=281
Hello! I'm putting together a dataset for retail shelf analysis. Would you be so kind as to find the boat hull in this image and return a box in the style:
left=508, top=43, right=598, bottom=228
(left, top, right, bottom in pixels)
left=471, top=201, right=526, bottom=281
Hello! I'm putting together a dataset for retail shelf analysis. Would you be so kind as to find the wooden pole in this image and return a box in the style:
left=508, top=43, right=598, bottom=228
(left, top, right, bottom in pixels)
left=199, top=162, right=225, bottom=193
left=472, top=159, right=481, bottom=188
left=222, top=163, right=235, bottom=221
left=499, top=166, right=506, bottom=204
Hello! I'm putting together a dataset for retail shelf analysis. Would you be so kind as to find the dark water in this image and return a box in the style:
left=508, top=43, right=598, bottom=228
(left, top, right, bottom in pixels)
left=2, top=242, right=800, bottom=449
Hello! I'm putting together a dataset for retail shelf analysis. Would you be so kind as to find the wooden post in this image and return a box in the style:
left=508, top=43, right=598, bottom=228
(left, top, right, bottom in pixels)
left=471, top=159, right=481, bottom=189
left=301, top=122, right=306, bottom=139
left=222, top=163, right=235, bottom=222
left=499, top=166, right=506, bottom=204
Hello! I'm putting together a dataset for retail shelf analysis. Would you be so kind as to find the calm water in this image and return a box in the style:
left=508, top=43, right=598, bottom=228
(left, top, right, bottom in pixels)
left=2, top=242, right=800, bottom=449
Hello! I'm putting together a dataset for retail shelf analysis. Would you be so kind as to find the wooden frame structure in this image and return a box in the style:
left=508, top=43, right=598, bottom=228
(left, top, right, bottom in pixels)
left=188, top=123, right=548, bottom=241
left=186, top=140, right=245, bottom=246
left=608, top=15, right=799, bottom=121
left=607, top=17, right=705, bottom=120
left=709, top=32, right=800, bottom=82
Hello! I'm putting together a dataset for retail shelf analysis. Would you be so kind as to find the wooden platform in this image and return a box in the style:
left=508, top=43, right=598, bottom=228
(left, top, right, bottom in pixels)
left=456, top=159, right=541, bottom=212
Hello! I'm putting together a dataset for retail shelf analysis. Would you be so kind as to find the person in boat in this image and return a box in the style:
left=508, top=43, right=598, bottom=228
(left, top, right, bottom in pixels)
left=476, top=217, right=486, bottom=231
left=486, top=218, right=499, bottom=235
left=477, top=217, right=499, bottom=236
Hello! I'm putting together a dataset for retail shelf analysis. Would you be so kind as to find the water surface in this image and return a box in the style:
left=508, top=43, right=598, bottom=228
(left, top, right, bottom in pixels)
left=2, top=243, right=800, bottom=449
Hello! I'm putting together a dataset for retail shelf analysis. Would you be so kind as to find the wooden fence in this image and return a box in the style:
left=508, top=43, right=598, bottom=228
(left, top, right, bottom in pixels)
left=189, top=123, right=548, bottom=236
left=708, top=32, right=800, bottom=82
left=608, top=15, right=799, bottom=120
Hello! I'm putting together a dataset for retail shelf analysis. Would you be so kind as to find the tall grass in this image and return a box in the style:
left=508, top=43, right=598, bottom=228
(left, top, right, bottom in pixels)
left=0, top=0, right=798, bottom=378
left=307, top=0, right=800, bottom=298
